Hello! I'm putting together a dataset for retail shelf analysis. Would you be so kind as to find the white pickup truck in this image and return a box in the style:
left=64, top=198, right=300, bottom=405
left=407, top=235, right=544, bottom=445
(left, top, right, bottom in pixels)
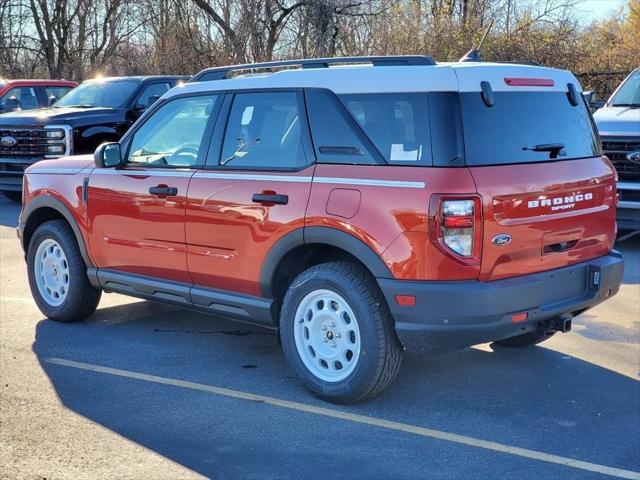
left=593, top=68, right=640, bottom=232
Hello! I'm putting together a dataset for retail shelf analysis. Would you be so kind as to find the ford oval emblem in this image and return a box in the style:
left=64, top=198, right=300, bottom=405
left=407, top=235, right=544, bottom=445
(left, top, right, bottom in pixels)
left=1, top=135, right=17, bottom=147
left=492, top=234, right=512, bottom=246
left=627, top=151, right=640, bottom=165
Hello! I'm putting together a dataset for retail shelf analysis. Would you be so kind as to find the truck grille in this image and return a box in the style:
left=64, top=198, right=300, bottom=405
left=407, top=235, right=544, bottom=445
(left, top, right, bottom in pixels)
left=0, top=126, right=70, bottom=189
left=0, top=127, right=63, bottom=157
left=601, top=136, right=640, bottom=181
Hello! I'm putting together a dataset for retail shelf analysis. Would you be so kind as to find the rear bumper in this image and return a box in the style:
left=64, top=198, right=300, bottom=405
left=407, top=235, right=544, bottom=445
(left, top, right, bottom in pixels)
left=377, top=251, right=624, bottom=354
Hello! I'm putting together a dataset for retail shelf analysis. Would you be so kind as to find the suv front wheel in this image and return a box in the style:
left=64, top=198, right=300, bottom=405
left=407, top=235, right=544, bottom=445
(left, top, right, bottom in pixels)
left=27, top=220, right=101, bottom=322
left=280, top=262, right=403, bottom=404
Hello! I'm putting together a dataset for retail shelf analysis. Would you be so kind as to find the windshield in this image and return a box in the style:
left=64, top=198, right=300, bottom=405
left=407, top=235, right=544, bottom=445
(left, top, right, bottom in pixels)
left=460, top=92, right=600, bottom=166
left=54, top=79, right=139, bottom=108
left=609, top=70, right=640, bottom=107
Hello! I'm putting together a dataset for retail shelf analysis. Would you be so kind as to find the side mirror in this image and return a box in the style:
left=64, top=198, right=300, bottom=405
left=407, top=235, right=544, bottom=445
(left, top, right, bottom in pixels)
left=582, top=91, right=605, bottom=111
left=48, top=95, right=58, bottom=107
left=94, top=142, right=123, bottom=168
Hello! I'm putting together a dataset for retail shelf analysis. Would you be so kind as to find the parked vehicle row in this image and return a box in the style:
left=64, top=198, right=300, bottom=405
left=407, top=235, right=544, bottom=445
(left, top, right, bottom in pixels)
left=2, top=66, right=638, bottom=232
left=0, top=76, right=187, bottom=201
left=17, top=57, right=624, bottom=403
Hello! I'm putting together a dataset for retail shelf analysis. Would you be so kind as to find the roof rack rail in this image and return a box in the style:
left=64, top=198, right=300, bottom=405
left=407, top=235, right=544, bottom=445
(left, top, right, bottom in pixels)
left=190, top=55, right=435, bottom=82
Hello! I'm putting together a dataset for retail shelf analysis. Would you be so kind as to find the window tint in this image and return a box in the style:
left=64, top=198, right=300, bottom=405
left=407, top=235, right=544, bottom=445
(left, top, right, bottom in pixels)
left=460, top=92, right=600, bottom=165
left=127, top=95, right=218, bottom=167
left=44, top=86, right=72, bottom=103
left=306, top=89, right=377, bottom=165
left=137, top=83, right=171, bottom=108
left=340, top=93, right=430, bottom=165
left=0, top=87, right=38, bottom=111
left=220, top=92, right=307, bottom=169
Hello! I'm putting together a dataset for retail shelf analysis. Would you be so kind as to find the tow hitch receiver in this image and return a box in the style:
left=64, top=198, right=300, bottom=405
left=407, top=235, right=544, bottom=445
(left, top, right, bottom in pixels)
left=549, top=314, right=573, bottom=333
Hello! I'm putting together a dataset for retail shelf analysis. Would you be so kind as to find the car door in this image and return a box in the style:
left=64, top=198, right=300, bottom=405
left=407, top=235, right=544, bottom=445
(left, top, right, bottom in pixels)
left=186, top=90, right=316, bottom=297
left=87, top=93, right=222, bottom=283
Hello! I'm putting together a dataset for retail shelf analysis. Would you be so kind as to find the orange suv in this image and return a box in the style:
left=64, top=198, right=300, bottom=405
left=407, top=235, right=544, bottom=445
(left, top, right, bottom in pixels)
left=18, top=57, right=624, bottom=403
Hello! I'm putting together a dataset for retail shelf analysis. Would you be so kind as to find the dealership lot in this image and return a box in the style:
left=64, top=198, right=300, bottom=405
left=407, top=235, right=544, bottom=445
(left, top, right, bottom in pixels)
left=1, top=195, right=638, bottom=479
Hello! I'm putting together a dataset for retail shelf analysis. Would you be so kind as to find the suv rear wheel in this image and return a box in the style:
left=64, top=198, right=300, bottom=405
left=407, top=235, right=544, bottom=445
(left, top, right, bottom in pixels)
left=280, top=262, right=402, bottom=404
left=27, top=220, right=101, bottom=322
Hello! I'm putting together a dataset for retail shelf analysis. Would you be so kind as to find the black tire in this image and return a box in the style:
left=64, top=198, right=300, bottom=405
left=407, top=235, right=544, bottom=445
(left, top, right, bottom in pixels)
left=493, top=329, right=556, bottom=348
left=280, top=261, right=403, bottom=404
left=2, top=190, right=22, bottom=202
left=27, top=220, right=101, bottom=322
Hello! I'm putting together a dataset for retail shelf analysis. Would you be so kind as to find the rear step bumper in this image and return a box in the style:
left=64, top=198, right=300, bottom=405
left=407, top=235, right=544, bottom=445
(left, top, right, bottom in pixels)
left=377, top=251, right=624, bottom=354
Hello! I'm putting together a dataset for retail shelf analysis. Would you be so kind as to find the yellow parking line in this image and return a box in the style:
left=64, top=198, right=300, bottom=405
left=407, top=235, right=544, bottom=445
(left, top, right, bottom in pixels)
left=46, top=357, right=640, bottom=480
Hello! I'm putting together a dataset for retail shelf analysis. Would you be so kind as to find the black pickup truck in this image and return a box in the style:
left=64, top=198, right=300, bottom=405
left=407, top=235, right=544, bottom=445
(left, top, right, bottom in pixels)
left=0, top=75, right=187, bottom=201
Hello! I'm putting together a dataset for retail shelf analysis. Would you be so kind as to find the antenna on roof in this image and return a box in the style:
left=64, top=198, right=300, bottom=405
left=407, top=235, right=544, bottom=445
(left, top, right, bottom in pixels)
left=459, top=19, right=494, bottom=62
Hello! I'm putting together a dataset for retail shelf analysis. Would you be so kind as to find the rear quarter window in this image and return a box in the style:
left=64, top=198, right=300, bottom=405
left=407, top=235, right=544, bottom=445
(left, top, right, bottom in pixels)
left=340, top=93, right=431, bottom=165
left=460, top=91, right=600, bottom=165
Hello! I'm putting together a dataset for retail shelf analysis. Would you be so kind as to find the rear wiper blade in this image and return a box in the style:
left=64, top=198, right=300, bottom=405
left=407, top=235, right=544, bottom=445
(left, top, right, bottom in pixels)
left=61, top=104, right=97, bottom=108
left=523, top=143, right=566, bottom=159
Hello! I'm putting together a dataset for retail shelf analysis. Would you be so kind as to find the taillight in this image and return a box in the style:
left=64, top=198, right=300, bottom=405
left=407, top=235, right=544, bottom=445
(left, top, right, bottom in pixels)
left=429, top=195, right=482, bottom=264
left=442, top=200, right=475, bottom=256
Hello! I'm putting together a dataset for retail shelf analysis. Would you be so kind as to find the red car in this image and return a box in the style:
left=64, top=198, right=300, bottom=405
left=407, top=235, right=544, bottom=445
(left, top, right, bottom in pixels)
left=17, top=57, right=624, bottom=404
left=0, top=79, right=77, bottom=113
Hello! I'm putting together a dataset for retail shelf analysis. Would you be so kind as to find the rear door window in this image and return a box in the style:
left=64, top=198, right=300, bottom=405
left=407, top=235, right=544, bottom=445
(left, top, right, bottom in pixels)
left=220, top=92, right=308, bottom=169
left=460, top=92, right=600, bottom=165
left=340, top=93, right=431, bottom=165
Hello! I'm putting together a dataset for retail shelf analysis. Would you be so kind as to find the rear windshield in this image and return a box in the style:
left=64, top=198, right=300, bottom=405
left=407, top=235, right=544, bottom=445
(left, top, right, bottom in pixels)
left=460, top=92, right=601, bottom=166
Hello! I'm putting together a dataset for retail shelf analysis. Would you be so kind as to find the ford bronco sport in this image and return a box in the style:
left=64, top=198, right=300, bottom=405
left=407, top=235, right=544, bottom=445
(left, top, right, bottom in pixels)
left=18, top=56, right=624, bottom=404
left=1, top=76, right=186, bottom=201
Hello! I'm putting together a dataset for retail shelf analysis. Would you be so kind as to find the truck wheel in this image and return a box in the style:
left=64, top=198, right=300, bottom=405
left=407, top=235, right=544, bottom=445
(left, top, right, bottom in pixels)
left=2, top=190, right=21, bottom=202
left=494, top=329, right=556, bottom=348
left=27, top=220, right=101, bottom=322
left=280, top=262, right=403, bottom=404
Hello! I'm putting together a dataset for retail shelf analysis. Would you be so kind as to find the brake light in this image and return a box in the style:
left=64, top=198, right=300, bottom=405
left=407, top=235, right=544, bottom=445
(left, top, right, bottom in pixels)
left=504, top=77, right=555, bottom=87
left=429, top=195, right=482, bottom=264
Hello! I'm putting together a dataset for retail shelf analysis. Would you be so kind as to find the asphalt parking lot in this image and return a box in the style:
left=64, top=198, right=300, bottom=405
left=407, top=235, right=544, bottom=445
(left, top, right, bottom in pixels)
left=1, top=194, right=639, bottom=480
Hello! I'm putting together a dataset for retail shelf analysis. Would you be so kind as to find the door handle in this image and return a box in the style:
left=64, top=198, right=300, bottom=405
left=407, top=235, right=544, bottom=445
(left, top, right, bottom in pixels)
left=149, top=185, right=178, bottom=197
left=252, top=193, right=289, bottom=205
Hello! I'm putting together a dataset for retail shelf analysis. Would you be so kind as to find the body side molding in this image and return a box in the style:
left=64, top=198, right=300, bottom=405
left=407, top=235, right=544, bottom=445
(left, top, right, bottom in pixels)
left=95, top=269, right=275, bottom=327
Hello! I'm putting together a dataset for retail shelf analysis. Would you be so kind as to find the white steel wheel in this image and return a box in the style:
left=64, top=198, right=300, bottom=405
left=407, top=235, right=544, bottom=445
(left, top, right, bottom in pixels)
left=34, top=238, right=70, bottom=307
left=293, top=289, right=362, bottom=382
